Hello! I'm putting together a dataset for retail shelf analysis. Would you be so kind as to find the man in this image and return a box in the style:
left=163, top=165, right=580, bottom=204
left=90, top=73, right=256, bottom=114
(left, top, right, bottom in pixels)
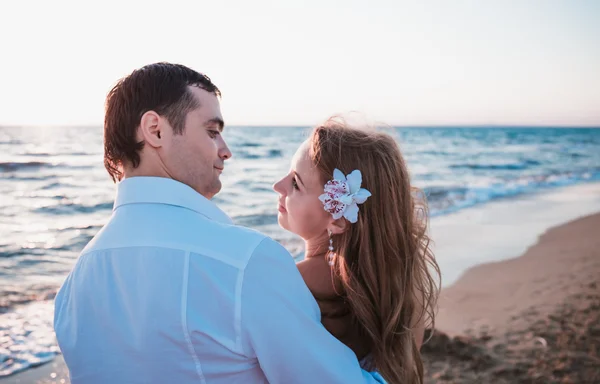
left=54, top=62, right=384, bottom=383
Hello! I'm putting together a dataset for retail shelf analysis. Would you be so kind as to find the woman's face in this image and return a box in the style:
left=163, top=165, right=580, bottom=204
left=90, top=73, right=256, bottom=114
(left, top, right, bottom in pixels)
left=273, top=140, right=332, bottom=240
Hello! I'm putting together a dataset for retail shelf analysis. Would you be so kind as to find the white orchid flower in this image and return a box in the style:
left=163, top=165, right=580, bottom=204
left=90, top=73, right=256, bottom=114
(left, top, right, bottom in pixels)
left=318, top=168, right=372, bottom=223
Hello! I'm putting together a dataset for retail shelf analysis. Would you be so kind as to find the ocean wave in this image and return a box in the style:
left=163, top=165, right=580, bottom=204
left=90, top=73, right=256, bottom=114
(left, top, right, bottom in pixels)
left=33, top=201, right=113, bottom=215
left=426, top=169, right=600, bottom=216
left=240, top=142, right=262, bottom=147
left=234, top=213, right=278, bottom=227
left=422, top=186, right=468, bottom=200
left=0, top=245, right=66, bottom=260
left=239, top=153, right=261, bottom=159
left=40, top=182, right=67, bottom=190
left=449, top=159, right=542, bottom=171
left=567, top=152, right=588, bottom=159
left=268, top=149, right=283, bottom=157
left=0, top=285, right=57, bottom=313
left=0, top=139, right=23, bottom=145
left=0, top=161, right=94, bottom=173
left=0, top=300, right=61, bottom=377
left=236, top=148, right=284, bottom=159
left=0, top=161, right=57, bottom=172
left=415, top=150, right=452, bottom=156
left=1, top=174, right=56, bottom=181
left=20, top=152, right=53, bottom=157
left=0, top=249, right=32, bottom=259
left=22, top=151, right=92, bottom=157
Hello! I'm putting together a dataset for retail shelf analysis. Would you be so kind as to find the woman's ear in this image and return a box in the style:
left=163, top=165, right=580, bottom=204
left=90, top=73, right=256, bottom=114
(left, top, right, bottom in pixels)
left=327, top=217, right=349, bottom=235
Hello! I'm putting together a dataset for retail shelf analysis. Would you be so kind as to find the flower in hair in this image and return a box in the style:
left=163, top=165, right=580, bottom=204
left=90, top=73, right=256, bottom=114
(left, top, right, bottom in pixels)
left=318, top=169, right=371, bottom=223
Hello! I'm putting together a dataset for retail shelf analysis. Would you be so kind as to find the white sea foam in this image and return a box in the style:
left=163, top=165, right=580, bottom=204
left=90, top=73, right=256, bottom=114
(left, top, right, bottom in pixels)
left=0, top=300, right=60, bottom=377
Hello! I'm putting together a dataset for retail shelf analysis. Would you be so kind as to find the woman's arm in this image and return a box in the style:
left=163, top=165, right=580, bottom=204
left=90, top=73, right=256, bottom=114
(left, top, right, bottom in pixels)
left=242, top=239, right=385, bottom=383
left=297, top=258, right=371, bottom=360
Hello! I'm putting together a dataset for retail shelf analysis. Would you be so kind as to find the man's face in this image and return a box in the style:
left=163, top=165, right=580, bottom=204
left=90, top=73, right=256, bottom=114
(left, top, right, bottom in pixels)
left=160, top=86, right=231, bottom=199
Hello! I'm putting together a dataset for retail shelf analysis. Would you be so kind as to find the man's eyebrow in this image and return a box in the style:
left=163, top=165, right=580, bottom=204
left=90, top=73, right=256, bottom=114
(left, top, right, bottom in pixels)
left=204, top=117, right=225, bottom=132
left=293, top=171, right=305, bottom=187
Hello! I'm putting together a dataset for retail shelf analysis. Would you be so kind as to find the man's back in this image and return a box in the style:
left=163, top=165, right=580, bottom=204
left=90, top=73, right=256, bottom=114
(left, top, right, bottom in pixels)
left=55, top=177, right=384, bottom=384
left=54, top=177, right=272, bottom=383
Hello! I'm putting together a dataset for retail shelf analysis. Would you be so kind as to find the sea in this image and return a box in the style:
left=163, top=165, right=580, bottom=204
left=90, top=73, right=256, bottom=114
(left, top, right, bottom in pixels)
left=1, top=125, right=599, bottom=377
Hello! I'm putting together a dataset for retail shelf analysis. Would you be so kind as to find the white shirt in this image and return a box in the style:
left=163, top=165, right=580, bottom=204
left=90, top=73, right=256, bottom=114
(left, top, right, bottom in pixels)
left=54, top=177, right=385, bottom=384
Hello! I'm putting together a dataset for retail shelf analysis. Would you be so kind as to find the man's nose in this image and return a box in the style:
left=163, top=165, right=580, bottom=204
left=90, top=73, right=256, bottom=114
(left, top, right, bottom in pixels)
left=219, top=138, right=232, bottom=160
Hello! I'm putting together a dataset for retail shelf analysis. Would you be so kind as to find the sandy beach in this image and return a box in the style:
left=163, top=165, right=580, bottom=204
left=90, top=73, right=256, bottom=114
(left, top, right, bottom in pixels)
left=423, top=212, right=600, bottom=383
left=3, top=187, right=600, bottom=383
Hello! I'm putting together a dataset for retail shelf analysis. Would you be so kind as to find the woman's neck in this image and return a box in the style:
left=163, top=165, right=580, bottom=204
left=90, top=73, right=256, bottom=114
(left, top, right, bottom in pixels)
left=304, top=232, right=330, bottom=259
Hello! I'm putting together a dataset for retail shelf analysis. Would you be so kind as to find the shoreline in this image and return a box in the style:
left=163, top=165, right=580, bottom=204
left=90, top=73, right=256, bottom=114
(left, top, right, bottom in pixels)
left=2, top=182, right=600, bottom=383
left=423, top=212, right=600, bottom=382
left=436, top=210, right=600, bottom=336
left=430, top=181, right=600, bottom=287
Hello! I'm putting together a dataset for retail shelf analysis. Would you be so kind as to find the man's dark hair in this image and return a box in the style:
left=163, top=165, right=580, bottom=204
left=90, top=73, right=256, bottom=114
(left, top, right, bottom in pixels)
left=104, top=62, right=221, bottom=182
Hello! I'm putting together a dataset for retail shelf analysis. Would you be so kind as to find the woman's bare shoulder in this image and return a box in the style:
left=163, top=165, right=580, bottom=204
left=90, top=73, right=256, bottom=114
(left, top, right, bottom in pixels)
left=296, top=257, right=337, bottom=300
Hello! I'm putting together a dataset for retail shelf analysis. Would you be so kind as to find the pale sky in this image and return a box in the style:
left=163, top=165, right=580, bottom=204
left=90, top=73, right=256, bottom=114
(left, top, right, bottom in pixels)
left=1, top=0, right=599, bottom=127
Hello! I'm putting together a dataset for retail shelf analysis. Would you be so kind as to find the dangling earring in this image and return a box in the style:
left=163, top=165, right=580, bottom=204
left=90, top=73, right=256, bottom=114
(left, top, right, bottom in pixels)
left=327, top=230, right=335, bottom=266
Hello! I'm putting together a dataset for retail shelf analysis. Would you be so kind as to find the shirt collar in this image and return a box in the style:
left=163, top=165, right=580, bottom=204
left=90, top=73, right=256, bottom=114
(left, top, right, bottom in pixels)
left=114, top=176, right=233, bottom=225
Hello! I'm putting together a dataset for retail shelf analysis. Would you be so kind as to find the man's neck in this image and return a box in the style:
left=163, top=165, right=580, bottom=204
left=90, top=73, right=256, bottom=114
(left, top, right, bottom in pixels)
left=122, top=166, right=171, bottom=180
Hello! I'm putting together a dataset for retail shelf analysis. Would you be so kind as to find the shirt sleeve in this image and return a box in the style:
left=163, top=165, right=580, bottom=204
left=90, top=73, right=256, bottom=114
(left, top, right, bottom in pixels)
left=240, top=238, right=386, bottom=384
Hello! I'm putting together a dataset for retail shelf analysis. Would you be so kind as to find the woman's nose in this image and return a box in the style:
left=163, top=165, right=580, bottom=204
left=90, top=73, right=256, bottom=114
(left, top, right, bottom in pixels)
left=273, top=178, right=285, bottom=194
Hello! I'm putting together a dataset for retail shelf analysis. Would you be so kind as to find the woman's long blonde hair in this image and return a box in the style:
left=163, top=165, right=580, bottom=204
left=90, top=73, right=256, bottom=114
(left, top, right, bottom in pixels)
left=309, top=118, right=440, bottom=384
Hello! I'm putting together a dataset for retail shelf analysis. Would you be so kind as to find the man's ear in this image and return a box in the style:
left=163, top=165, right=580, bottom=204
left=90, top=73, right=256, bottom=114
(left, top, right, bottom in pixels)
left=139, top=111, right=163, bottom=148
left=327, top=217, right=349, bottom=235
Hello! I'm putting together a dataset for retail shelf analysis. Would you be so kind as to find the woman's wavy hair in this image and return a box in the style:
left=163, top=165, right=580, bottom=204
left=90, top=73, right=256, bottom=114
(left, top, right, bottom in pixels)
left=309, top=117, right=440, bottom=384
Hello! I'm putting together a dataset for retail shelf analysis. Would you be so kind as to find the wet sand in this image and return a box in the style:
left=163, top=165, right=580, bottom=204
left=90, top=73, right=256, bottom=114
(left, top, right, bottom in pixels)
left=423, top=213, right=600, bottom=383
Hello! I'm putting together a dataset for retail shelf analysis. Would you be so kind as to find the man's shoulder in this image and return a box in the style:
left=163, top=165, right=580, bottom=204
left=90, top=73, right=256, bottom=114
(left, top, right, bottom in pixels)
left=208, top=223, right=290, bottom=269
left=197, top=219, right=295, bottom=273
left=242, top=232, right=296, bottom=272
left=218, top=221, right=268, bottom=242
left=79, top=207, right=290, bottom=270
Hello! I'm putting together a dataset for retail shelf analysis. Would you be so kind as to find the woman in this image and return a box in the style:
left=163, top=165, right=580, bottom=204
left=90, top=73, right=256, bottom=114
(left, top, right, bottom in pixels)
left=273, top=117, right=440, bottom=384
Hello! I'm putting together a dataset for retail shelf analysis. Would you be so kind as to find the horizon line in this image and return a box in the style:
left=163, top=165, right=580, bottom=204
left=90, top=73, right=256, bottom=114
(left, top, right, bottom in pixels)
left=1, top=123, right=599, bottom=129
